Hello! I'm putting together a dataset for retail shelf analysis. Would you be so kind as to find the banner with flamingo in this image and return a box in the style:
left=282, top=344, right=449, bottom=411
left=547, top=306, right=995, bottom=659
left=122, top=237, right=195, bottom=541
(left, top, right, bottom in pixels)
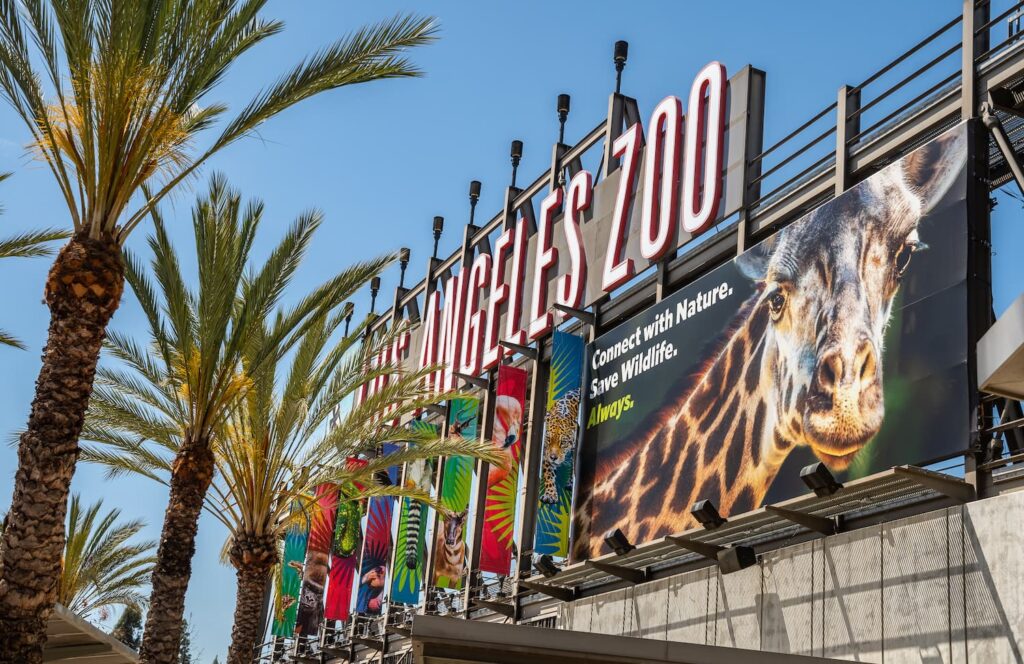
left=479, top=366, right=528, bottom=574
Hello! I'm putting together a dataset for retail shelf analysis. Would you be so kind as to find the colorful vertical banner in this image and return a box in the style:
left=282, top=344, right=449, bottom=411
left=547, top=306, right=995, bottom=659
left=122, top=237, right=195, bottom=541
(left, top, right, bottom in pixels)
left=431, top=398, right=479, bottom=590
left=479, top=366, right=528, bottom=574
left=534, top=331, right=585, bottom=557
left=272, top=500, right=311, bottom=636
left=355, top=444, right=400, bottom=615
left=324, top=458, right=367, bottom=622
left=391, top=422, right=438, bottom=605
left=295, top=484, right=338, bottom=636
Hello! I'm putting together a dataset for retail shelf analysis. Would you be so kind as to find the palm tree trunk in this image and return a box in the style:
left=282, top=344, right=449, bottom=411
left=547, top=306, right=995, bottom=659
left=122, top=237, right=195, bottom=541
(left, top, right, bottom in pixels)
left=226, top=532, right=278, bottom=664
left=138, top=435, right=215, bottom=664
left=226, top=535, right=278, bottom=664
left=0, top=234, right=124, bottom=664
left=227, top=566, right=270, bottom=664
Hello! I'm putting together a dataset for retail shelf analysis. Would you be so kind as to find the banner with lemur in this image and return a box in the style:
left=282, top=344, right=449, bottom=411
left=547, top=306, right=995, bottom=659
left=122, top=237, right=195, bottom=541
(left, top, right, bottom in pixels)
left=479, top=366, right=528, bottom=574
left=271, top=500, right=310, bottom=636
left=534, top=332, right=586, bottom=558
left=355, top=444, right=400, bottom=615
left=431, top=397, right=479, bottom=590
left=391, top=421, right=439, bottom=605
left=294, top=484, right=338, bottom=636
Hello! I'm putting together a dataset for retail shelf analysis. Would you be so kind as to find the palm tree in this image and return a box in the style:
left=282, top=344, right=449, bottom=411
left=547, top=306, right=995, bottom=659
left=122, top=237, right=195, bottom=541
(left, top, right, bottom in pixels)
left=59, top=494, right=155, bottom=621
left=78, top=174, right=398, bottom=664
left=0, top=4, right=437, bottom=661
left=86, top=310, right=503, bottom=664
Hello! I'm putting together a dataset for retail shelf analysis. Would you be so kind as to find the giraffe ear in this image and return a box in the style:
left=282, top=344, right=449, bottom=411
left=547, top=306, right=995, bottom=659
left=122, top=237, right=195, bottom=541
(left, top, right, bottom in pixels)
left=735, top=237, right=775, bottom=282
left=901, top=126, right=967, bottom=214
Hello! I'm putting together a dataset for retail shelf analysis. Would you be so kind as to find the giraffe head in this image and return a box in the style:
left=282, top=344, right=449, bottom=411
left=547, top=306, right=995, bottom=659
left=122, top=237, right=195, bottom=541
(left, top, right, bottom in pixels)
left=738, top=129, right=965, bottom=471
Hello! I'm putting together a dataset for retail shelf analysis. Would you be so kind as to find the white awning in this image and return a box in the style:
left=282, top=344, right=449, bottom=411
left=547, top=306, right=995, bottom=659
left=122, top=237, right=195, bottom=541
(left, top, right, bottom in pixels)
left=410, top=614, right=848, bottom=664
left=43, top=604, right=139, bottom=664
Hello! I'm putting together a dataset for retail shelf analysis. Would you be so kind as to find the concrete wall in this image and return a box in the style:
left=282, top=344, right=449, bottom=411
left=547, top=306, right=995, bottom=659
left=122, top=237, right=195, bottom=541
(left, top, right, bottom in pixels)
left=555, top=489, right=1024, bottom=663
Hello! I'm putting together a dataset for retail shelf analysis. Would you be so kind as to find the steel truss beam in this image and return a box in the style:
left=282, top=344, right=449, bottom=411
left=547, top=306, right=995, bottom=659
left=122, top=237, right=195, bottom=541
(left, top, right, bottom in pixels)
left=894, top=465, right=976, bottom=502
left=765, top=505, right=840, bottom=535
left=585, top=560, right=648, bottom=584
left=519, top=580, right=577, bottom=602
left=665, top=536, right=725, bottom=560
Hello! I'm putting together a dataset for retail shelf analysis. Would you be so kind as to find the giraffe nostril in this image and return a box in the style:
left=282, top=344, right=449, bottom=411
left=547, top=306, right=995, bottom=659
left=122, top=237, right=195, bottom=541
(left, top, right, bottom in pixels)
left=854, top=338, right=877, bottom=383
left=816, top=350, right=842, bottom=394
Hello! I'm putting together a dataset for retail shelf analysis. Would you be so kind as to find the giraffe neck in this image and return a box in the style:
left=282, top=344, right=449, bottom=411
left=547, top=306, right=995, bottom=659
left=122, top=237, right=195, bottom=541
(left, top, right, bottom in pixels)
left=590, top=292, right=797, bottom=543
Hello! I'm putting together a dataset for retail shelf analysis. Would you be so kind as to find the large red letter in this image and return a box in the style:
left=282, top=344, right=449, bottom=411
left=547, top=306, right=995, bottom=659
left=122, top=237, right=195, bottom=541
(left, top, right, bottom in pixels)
left=641, top=95, right=683, bottom=260
left=460, top=252, right=492, bottom=376
left=682, top=61, right=727, bottom=234
left=419, top=289, right=442, bottom=395
left=528, top=188, right=562, bottom=340
left=602, top=122, right=643, bottom=292
left=438, top=273, right=467, bottom=391
left=482, top=228, right=513, bottom=371
left=504, top=217, right=529, bottom=346
left=558, top=170, right=590, bottom=310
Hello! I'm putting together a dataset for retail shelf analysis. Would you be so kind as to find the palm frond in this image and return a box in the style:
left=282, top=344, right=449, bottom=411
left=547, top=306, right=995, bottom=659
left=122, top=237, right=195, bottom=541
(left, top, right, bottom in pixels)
left=59, top=493, right=155, bottom=618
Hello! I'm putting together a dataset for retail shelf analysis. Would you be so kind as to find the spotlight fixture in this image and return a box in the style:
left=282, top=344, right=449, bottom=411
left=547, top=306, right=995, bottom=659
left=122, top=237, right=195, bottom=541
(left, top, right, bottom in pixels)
left=369, top=276, right=381, bottom=313
left=614, top=40, right=629, bottom=93
left=469, top=180, right=482, bottom=226
left=717, top=545, right=757, bottom=575
left=398, top=247, right=411, bottom=287
left=557, top=93, right=571, bottom=144
left=691, top=499, right=727, bottom=530
left=342, top=302, right=354, bottom=336
left=602, top=527, right=635, bottom=556
left=534, top=554, right=559, bottom=578
left=510, top=140, right=523, bottom=187
left=800, top=462, right=844, bottom=497
left=432, top=215, right=444, bottom=259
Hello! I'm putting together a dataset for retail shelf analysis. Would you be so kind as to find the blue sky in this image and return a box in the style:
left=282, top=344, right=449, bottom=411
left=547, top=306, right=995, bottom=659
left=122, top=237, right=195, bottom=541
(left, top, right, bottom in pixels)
left=1, top=1, right=1022, bottom=660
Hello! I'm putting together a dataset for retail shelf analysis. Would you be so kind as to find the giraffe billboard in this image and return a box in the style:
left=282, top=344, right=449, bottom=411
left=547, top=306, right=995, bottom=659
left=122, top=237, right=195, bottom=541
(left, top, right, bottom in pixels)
left=572, top=122, right=971, bottom=560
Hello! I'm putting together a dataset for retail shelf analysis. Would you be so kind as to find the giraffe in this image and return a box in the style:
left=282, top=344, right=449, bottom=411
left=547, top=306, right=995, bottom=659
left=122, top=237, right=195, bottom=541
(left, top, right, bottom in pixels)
left=573, top=126, right=967, bottom=560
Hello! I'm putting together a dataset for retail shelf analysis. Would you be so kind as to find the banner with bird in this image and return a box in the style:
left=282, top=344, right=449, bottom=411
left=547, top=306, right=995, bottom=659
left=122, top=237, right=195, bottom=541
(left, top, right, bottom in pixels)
left=271, top=500, right=310, bottom=636
left=479, top=366, right=528, bottom=574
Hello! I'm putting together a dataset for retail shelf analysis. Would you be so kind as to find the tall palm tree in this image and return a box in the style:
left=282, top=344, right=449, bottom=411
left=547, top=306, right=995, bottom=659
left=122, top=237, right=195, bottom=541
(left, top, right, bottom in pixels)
left=59, top=494, right=155, bottom=621
left=79, top=175, right=396, bottom=664
left=0, top=173, right=68, bottom=348
left=86, top=313, right=502, bottom=664
left=0, top=4, right=436, bottom=661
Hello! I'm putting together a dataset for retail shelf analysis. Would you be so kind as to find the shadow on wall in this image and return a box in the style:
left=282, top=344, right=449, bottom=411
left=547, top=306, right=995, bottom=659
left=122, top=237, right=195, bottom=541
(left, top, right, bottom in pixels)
left=556, top=490, right=1024, bottom=663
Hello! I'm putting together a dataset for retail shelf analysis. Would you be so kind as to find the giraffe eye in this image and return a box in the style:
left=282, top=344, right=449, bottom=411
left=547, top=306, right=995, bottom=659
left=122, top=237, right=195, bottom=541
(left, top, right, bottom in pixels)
left=767, top=290, right=786, bottom=319
left=894, top=243, right=913, bottom=276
